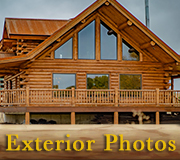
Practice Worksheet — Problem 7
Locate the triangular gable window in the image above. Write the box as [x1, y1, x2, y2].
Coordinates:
[55, 38, 73, 59]
[122, 39, 139, 61]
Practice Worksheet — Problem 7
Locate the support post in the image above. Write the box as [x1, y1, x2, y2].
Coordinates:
[171, 77, 174, 103]
[73, 33, 78, 60]
[95, 16, 100, 61]
[115, 88, 118, 107]
[156, 112, 160, 125]
[117, 34, 122, 61]
[114, 112, 119, 124]
[26, 86, 30, 106]
[72, 87, 75, 106]
[156, 88, 159, 105]
[25, 112, 30, 125]
[71, 112, 75, 125]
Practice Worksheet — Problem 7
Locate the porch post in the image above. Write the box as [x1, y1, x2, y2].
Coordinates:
[114, 112, 119, 124]
[156, 112, 160, 125]
[156, 88, 159, 105]
[26, 86, 30, 106]
[71, 112, 75, 124]
[171, 77, 174, 103]
[25, 112, 30, 125]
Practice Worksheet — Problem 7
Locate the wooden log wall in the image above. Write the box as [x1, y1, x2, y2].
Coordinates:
[17, 9, 173, 90]
[20, 59, 170, 90]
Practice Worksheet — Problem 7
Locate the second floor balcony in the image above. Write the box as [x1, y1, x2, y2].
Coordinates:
[0, 88, 180, 108]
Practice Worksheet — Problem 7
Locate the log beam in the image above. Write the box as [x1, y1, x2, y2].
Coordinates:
[96, 16, 101, 61]
[140, 41, 156, 50]
[118, 20, 133, 30]
[117, 34, 122, 61]
[105, 2, 110, 6]
[73, 33, 78, 60]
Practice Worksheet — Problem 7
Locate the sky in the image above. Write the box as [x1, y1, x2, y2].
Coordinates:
[0, 0, 179, 89]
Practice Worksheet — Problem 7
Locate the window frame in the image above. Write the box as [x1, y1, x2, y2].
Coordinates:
[86, 74, 109, 89]
[119, 74, 142, 90]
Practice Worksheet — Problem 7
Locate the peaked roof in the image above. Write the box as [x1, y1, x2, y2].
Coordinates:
[3, 18, 69, 38]
[0, 0, 180, 65]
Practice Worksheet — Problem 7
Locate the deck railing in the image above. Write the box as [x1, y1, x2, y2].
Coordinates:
[0, 89, 26, 105]
[0, 88, 180, 107]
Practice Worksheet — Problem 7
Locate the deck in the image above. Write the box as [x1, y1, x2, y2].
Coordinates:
[0, 88, 179, 109]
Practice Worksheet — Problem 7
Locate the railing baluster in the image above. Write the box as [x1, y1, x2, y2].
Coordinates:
[1, 89, 179, 107]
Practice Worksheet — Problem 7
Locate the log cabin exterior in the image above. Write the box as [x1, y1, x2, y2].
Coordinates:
[0, 0, 180, 124]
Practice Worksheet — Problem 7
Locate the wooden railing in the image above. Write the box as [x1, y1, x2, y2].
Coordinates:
[0, 88, 180, 107]
[118, 90, 157, 104]
[0, 89, 26, 105]
[159, 90, 180, 104]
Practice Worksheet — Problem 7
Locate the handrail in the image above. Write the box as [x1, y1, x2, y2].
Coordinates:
[0, 88, 179, 107]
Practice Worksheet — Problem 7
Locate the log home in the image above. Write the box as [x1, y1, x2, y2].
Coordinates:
[0, 0, 180, 124]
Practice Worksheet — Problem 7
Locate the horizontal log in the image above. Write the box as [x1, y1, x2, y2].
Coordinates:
[28, 85, 51, 88]
[29, 67, 165, 72]
[35, 59, 161, 64]
[27, 82, 51, 85]
[25, 72, 52, 75]
[20, 74, 51, 78]
[26, 69, 166, 74]
[33, 63, 163, 69]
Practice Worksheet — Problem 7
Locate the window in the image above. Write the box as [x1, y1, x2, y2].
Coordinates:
[53, 74, 76, 89]
[55, 38, 72, 59]
[78, 21, 95, 59]
[120, 74, 141, 89]
[101, 22, 117, 60]
[122, 39, 139, 61]
[87, 74, 109, 89]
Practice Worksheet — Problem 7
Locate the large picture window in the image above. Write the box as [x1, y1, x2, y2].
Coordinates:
[55, 38, 73, 59]
[120, 74, 141, 89]
[101, 22, 117, 60]
[122, 39, 139, 61]
[53, 74, 76, 89]
[87, 74, 109, 89]
[78, 21, 95, 59]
